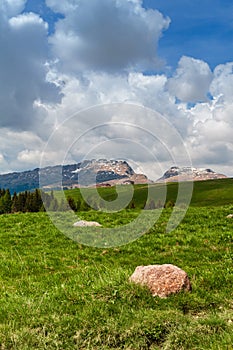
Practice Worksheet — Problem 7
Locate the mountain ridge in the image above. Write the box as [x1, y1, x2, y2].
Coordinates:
[0, 162, 229, 194]
[157, 166, 227, 182]
[0, 159, 150, 193]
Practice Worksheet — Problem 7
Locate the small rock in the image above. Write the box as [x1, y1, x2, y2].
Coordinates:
[73, 220, 102, 227]
[129, 264, 191, 298]
[226, 214, 233, 218]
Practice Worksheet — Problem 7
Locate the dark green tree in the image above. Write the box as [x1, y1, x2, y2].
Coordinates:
[67, 196, 77, 211]
[3, 189, 12, 213]
[11, 192, 20, 213]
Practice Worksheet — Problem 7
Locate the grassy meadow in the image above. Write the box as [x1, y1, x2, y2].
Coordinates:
[62, 178, 233, 209]
[0, 179, 233, 349]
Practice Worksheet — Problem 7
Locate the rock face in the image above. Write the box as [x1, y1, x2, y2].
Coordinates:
[129, 264, 192, 298]
[67, 159, 150, 187]
[157, 166, 227, 182]
[73, 220, 102, 227]
[0, 159, 151, 193]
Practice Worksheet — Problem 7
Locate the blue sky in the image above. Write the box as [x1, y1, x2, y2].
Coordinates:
[0, 0, 233, 177]
[143, 0, 233, 70]
[23, 0, 64, 34]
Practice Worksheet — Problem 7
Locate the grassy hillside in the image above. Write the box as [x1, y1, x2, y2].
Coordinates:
[0, 205, 232, 349]
[190, 178, 233, 206]
[61, 178, 233, 209]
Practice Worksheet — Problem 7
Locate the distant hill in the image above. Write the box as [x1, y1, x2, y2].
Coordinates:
[0, 159, 150, 193]
[157, 166, 228, 182]
[63, 177, 233, 209]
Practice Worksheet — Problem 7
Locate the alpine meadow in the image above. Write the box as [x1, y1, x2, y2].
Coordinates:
[0, 179, 233, 349]
[1, 0, 233, 349]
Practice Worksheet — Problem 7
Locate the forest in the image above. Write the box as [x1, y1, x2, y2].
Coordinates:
[0, 188, 62, 214]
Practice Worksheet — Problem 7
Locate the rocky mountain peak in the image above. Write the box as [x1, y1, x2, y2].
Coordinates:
[0, 159, 149, 193]
[65, 159, 148, 188]
[157, 166, 227, 182]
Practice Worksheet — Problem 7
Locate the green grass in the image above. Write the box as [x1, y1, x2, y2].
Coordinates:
[61, 178, 233, 210]
[0, 204, 232, 349]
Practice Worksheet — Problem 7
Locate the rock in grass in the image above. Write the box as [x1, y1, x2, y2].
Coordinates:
[73, 220, 102, 227]
[129, 264, 191, 298]
[226, 214, 233, 218]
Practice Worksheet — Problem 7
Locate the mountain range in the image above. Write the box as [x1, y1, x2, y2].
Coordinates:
[157, 166, 227, 182]
[0, 160, 228, 193]
[0, 159, 149, 193]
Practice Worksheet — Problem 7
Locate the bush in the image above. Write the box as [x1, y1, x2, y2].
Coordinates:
[165, 200, 175, 208]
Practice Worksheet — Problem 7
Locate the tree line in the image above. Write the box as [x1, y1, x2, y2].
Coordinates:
[0, 188, 175, 215]
[0, 188, 65, 214]
[0, 188, 107, 214]
[66, 196, 175, 212]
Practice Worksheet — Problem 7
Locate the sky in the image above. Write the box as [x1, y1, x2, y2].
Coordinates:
[0, 0, 233, 179]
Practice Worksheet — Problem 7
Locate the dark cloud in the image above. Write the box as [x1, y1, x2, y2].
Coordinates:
[0, 8, 61, 130]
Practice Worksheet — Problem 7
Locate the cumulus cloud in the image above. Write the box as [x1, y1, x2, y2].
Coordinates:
[38, 102, 192, 182]
[17, 149, 43, 164]
[210, 62, 233, 102]
[167, 56, 213, 103]
[0, 0, 233, 178]
[48, 0, 170, 73]
[43, 68, 191, 150]
[46, 0, 79, 14]
[1, 0, 27, 17]
[182, 63, 233, 176]
[0, 4, 61, 131]
[0, 128, 44, 173]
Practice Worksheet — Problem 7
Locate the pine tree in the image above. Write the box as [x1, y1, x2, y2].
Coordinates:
[67, 196, 77, 211]
[11, 192, 19, 213]
[3, 189, 12, 213]
[18, 193, 26, 212]
[31, 189, 43, 212]
[25, 192, 33, 212]
[0, 189, 6, 198]
[76, 197, 82, 211]
[0, 197, 4, 214]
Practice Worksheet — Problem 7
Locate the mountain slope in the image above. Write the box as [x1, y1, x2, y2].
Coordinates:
[0, 159, 149, 193]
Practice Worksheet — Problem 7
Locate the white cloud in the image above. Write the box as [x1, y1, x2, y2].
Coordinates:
[17, 149, 44, 164]
[182, 73, 233, 176]
[167, 56, 213, 103]
[1, 0, 26, 17]
[46, 0, 80, 14]
[210, 62, 233, 103]
[0, 6, 61, 131]
[44, 68, 191, 150]
[48, 0, 170, 73]
[9, 12, 48, 29]
[0, 0, 233, 178]
[0, 129, 44, 172]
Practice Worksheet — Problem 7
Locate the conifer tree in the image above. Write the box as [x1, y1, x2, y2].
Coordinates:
[11, 192, 19, 213]
[67, 196, 77, 211]
[3, 189, 12, 213]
